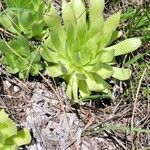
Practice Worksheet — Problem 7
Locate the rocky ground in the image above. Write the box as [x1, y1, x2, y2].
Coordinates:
[0, 0, 150, 150]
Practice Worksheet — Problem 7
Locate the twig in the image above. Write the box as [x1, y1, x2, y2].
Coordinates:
[130, 68, 147, 149]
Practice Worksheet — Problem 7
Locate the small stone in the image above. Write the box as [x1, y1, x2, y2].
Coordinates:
[5, 80, 12, 88]
[14, 86, 20, 92]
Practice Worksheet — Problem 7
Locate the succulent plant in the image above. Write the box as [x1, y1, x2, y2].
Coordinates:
[0, 109, 31, 150]
[40, 0, 141, 102]
[0, 35, 42, 79]
[0, 0, 51, 39]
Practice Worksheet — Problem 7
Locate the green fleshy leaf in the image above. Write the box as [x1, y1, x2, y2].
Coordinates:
[0, 40, 10, 53]
[4, 54, 18, 69]
[89, 0, 104, 21]
[112, 67, 131, 80]
[18, 72, 25, 79]
[86, 73, 111, 92]
[0, 15, 17, 33]
[72, 75, 79, 102]
[107, 30, 122, 46]
[66, 76, 73, 99]
[46, 65, 63, 77]
[79, 80, 90, 97]
[18, 11, 33, 29]
[73, 52, 81, 66]
[84, 33, 101, 54]
[17, 36, 30, 57]
[114, 38, 141, 56]
[31, 20, 44, 37]
[87, 17, 104, 40]
[51, 30, 62, 51]
[66, 22, 76, 51]
[4, 0, 15, 7]
[40, 47, 58, 63]
[30, 63, 42, 76]
[93, 64, 113, 79]
[0, 110, 17, 139]
[76, 73, 87, 80]
[99, 49, 115, 63]
[11, 128, 31, 146]
[72, 0, 86, 44]
[62, 0, 76, 27]
[100, 12, 121, 48]
[44, 3, 61, 28]
[2, 144, 17, 150]
[7, 66, 19, 74]
[30, 51, 41, 63]
[105, 38, 141, 56]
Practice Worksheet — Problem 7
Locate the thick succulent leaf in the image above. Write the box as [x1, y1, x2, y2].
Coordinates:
[40, 47, 58, 63]
[30, 51, 41, 63]
[59, 63, 68, 74]
[17, 36, 30, 57]
[76, 73, 87, 80]
[72, 0, 86, 44]
[79, 80, 90, 98]
[93, 64, 113, 79]
[0, 110, 17, 139]
[4, 0, 16, 7]
[12, 128, 31, 146]
[31, 20, 44, 37]
[72, 52, 81, 66]
[17, 35, 30, 51]
[84, 33, 101, 59]
[0, 56, 8, 65]
[0, 15, 17, 33]
[89, 0, 104, 21]
[86, 73, 111, 91]
[66, 75, 74, 99]
[66, 22, 76, 51]
[51, 30, 62, 51]
[62, 0, 77, 50]
[2, 145, 17, 150]
[44, 4, 66, 53]
[31, 0, 42, 11]
[103, 12, 121, 34]
[30, 63, 42, 76]
[46, 65, 63, 77]
[87, 17, 104, 40]
[41, 35, 57, 51]
[9, 40, 20, 54]
[0, 131, 5, 147]
[79, 51, 91, 65]
[72, 75, 79, 102]
[100, 12, 121, 48]
[62, 0, 76, 28]
[7, 66, 19, 74]
[99, 49, 115, 63]
[107, 30, 122, 46]
[108, 38, 142, 56]
[18, 11, 33, 29]
[112, 67, 131, 80]
[0, 40, 10, 53]
[4, 54, 17, 68]
[5, 0, 30, 8]
[44, 3, 61, 28]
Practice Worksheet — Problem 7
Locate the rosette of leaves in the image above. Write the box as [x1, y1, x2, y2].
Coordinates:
[41, 0, 141, 102]
[0, 109, 31, 149]
[0, 0, 51, 39]
[0, 35, 42, 79]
